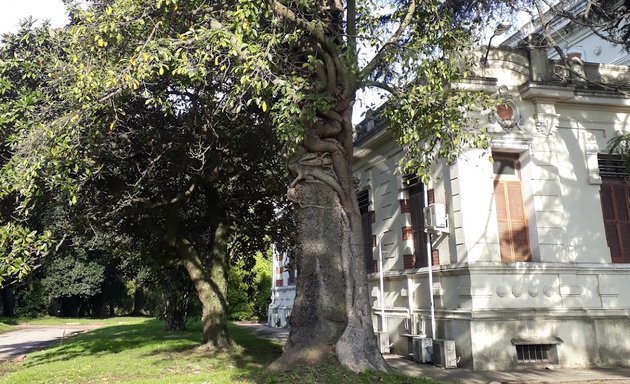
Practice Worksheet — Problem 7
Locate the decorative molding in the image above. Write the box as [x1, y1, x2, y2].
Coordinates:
[560, 285, 584, 296]
[582, 130, 602, 185]
[512, 285, 524, 297]
[543, 285, 555, 297]
[535, 112, 560, 136]
[488, 86, 524, 132]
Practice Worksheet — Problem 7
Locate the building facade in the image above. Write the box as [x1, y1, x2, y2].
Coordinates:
[354, 47, 630, 370]
[267, 246, 296, 328]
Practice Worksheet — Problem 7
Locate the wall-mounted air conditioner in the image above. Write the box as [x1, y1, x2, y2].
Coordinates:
[423, 203, 448, 232]
[433, 339, 457, 368]
[412, 337, 433, 363]
[376, 331, 390, 354]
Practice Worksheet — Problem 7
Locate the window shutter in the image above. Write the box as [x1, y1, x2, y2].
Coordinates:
[495, 180, 531, 262]
[600, 180, 630, 263]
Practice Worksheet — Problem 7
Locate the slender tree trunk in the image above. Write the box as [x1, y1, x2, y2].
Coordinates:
[131, 286, 147, 316]
[163, 290, 189, 331]
[177, 223, 231, 349]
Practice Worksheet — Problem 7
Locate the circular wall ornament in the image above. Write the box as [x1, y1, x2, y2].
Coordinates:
[496, 286, 507, 297]
[528, 286, 539, 297]
[543, 285, 555, 297]
[488, 86, 523, 132]
[512, 286, 523, 297]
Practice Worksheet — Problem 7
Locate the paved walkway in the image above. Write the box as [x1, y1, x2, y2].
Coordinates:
[386, 355, 630, 383]
[236, 322, 630, 383]
[0, 324, 100, 361]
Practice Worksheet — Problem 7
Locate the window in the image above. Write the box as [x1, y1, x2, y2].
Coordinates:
[358, 190, 374, 272]
[405, 176, 430, 268]
[599, 154, 630, 263]
[287, 269, 296, 285]
[493, 153, 531, 262]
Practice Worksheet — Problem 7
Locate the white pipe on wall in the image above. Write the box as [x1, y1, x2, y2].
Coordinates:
[424, 186, 437, 340]
[378, 234, 386, 333]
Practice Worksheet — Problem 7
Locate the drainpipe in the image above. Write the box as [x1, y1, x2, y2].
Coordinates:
[407, 276, 414, 334]
[424, 187, 436, 340]
[378, 234, 386, 334]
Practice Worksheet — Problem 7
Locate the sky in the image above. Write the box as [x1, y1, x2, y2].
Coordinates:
[0, 0, 68, 35]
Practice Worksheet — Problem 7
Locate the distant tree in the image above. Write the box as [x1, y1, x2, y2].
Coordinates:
[41, 252, 105, 317]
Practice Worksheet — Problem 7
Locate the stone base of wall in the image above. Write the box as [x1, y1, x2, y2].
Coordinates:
[439, 310, 630, 370]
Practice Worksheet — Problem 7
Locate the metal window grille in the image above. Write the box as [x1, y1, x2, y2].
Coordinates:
[516, 344, 553, 363]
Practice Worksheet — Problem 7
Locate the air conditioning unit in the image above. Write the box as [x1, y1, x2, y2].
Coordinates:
[433, 339, 457, 368]
[375, 331, 390, 354]
[423, 203, 448, 232]
[412, 337, 433, 363]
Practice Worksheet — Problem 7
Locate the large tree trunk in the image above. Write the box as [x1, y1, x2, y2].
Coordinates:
[271, 180, 347, 367]
[271, 112, 388, 372]
[177, 223, 231, 349]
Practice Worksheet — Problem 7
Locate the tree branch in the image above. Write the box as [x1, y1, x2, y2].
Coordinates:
[269, 0, 340, 58]
[359, 0, 416, 81]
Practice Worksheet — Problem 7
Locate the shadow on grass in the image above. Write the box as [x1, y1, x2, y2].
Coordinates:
[17, 319, 437, 383]
[23, 319, 283, 377]
[23, 319, 201, 367]
[142, 321, 284, 379]
[0, 317, 19, 326]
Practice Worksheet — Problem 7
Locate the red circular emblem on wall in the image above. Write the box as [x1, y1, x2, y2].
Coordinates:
[496, 103, 514, 121]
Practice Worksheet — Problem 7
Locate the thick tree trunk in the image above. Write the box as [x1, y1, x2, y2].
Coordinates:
[177, 224, 231, 349]
[271, 114, 388, 372]
[270, 180, 347, 369]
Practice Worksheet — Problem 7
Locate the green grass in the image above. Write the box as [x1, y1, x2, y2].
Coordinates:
[0, 315, 147, 327]
[0, 319, 438, 384]
[0, 316, 148, 335]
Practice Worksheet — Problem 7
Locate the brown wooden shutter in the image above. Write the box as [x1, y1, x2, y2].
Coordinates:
[600, 180, 630, 263]
[408, 183, 429, 268]
[494, 180, 531, 262]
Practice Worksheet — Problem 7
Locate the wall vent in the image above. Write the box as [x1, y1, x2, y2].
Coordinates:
[515, 344, 558, 364]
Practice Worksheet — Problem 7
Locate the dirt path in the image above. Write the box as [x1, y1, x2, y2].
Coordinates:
[0, 324, 101, 361]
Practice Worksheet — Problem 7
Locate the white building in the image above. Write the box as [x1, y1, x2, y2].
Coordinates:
[267, 246, 296, 328]
[502, 1, 630, 65]
[354, 46, 630, 370]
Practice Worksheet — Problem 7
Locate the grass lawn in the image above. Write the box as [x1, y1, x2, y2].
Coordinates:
[0, 316, 146, 327]
[0, 318, 438, 384]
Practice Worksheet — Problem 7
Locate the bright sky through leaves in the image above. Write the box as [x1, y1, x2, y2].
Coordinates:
[0, 0, 67, 35]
